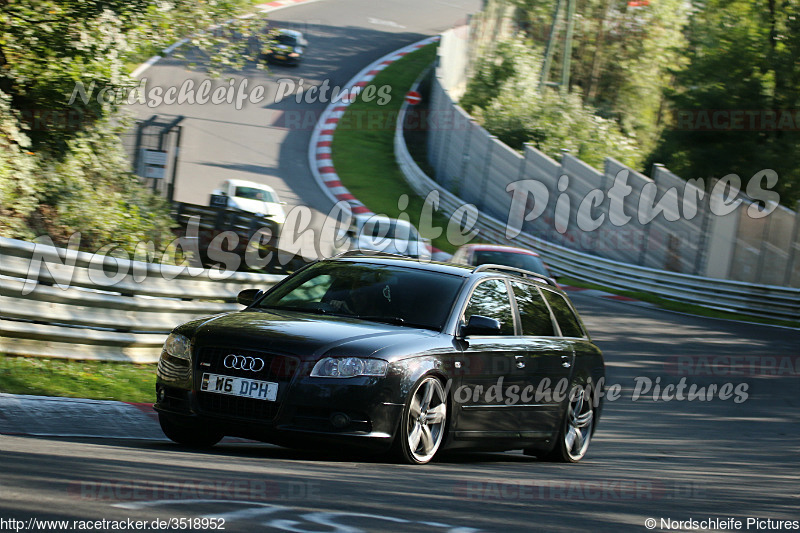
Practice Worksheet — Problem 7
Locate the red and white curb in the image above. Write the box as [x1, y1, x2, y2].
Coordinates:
[131, 0, 328, 78]
[308, 36, 440, 215]
[0, 393, 165, 440]
[0, 394, 259, 442]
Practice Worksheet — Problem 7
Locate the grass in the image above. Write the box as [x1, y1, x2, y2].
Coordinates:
[560, 276, 800, 328]
[0, 356, 156, 403]
[331, 43, 460, 254]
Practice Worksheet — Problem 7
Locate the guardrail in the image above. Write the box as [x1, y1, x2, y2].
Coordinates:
[0, 237, 285, 362]
[394, 79, 800, 323]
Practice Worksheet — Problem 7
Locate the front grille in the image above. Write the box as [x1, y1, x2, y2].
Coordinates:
[197, 393, 280, 421]
[194, 346, 299, 421]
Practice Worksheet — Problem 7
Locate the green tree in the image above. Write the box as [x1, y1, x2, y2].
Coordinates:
[0, 0, 266, 250]
[512, 0, 688, 154]
[0, 90, 38, 238]
[464, 36, 642, 169]
[651, 0, 800, 206]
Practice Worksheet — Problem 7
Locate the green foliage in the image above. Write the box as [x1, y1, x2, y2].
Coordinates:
[0, 355, 156, 403]
[0, 0, 266, 251]
[650, 0, 800, 206]
[0, 90, 38, 238]
[511, 0, 689, 154]
[460, 43, 518, 114]
[35, 117, 176, 250]
[463, 36, 642, 169]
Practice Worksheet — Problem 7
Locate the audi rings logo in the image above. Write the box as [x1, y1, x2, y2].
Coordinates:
[224, 354, 265, 372]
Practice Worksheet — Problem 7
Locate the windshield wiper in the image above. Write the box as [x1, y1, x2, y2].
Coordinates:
[355, 316, 437, 331]
[258, 305, 328, 315]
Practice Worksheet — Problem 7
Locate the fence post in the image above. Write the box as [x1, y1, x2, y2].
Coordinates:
[478, 136, 496, 211]
[168, 124, 182, 204]
[783, 200, 800, 287]
[454, 119, 475, 196]
[754, 204, 774, 284]
[693, 178, 713, 276]
[433, 81, 452, 187]
[549, 149, 571, 245]
[590, 158, 613, 255]
[638, 163, 663, 266]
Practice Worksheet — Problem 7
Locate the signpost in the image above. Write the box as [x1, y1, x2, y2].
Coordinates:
[139, 148, 168, 180]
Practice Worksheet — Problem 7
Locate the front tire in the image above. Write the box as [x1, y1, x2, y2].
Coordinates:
[544, 385, 595, 462]
[159, 414, 223, 448]
[395, 375, 448, 464]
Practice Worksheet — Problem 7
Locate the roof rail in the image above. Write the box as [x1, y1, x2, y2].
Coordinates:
[333, 249, 410, 260]
[472, 264, 558, 287]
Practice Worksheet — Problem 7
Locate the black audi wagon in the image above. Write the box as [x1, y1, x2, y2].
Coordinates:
[155, 253, 604, 464]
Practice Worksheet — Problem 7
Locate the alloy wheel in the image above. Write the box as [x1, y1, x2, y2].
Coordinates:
[405, 377, 447, 464]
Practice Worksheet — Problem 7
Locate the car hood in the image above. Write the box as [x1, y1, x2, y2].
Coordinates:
[230, 198, 285, 222]
[191, 310, 437, 361]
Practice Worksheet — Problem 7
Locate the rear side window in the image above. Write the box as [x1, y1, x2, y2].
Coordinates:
[511, 282, 555, 336]
[542, 290, 585, 338]
[463, 279, 515, 335]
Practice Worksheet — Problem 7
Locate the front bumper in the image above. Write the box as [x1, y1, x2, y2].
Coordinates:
[266, 52, 301, 64]
[155, 366, 405, 452]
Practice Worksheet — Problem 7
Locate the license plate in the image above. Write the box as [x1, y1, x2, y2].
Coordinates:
[274, 54, 286, 60]
[201, 373, 278, 402]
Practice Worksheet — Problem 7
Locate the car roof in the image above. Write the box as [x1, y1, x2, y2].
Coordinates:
[461, 243, 540, 257]
[353, 214, 413, 226]
[276, 29, 303, 38]
[225, 179, 277, 193]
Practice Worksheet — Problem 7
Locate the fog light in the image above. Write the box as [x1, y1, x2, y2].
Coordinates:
[157, 386, 166, 402]
[330, 412, 350, 429]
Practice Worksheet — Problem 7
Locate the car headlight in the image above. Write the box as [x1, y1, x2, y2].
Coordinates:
[310, 357, 388, 378]
[163, 333, 192, 361]
[270, 211, 286, 225]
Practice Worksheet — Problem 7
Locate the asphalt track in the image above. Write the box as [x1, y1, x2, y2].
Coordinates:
[1, 291, 798, 532]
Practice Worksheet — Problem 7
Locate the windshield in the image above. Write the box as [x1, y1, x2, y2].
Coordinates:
[234, 186, 276, 202]
[473, 250, 551, 278]
[254, 262, 464, 330]
[275, 34, 298, 46]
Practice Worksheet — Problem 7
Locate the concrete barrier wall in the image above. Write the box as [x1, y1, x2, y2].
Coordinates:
[427, 26, 800, 288]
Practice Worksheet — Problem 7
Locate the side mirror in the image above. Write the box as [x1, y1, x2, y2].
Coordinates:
[237, 289, 264, 307]
[460, 315, 502, 337]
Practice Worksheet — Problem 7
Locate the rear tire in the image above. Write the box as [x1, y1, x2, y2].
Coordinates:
[158, 414, 223, 448]
[393, 375, 448, 464]
[544, 385, 595, 463]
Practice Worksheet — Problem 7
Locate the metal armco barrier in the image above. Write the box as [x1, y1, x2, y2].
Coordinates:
[0, 237, 284, 362]
[394, 83, 800, 323]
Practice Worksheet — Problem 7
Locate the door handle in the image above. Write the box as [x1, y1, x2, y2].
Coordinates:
[561, 355, 571, 368]
[515, 355, 525, 369]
